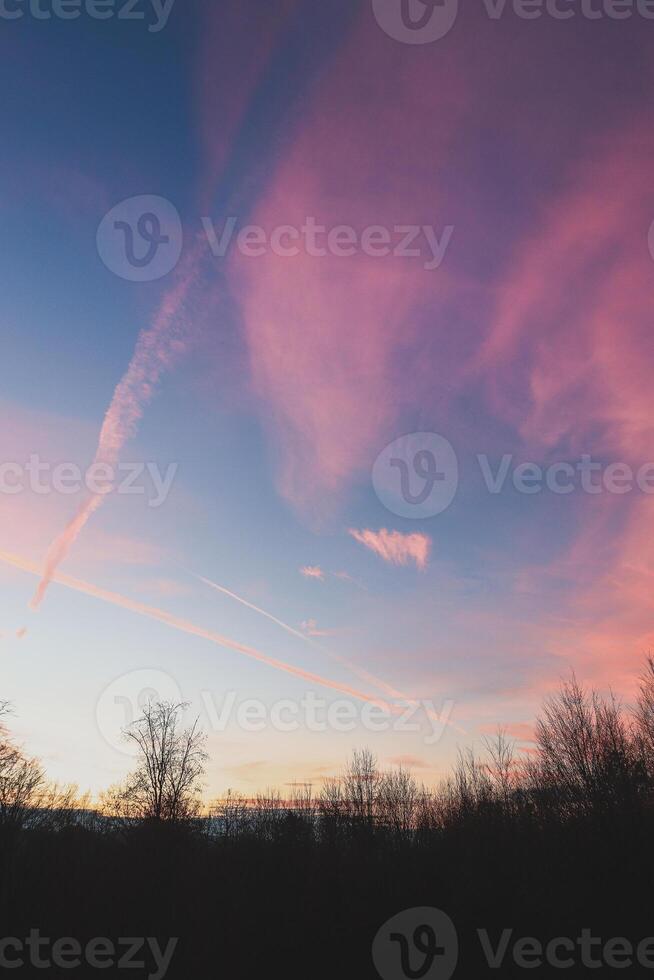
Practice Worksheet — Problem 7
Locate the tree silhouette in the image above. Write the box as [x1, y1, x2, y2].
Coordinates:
[108, 700, 207, 824]
[0, 701, 46, 831]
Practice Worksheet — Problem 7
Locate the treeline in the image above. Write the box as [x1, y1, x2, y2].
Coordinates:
[2, 662, 654, 977]
[5, 659, 654, 837]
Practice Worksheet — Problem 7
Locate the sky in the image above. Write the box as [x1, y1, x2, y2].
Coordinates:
[1, 0, 654, 799]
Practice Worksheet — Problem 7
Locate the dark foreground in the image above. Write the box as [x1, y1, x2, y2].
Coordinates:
[3, 669, 654, 979]
[2, 803, 653, 979]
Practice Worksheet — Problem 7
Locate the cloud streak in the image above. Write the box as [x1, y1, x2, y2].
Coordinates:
[30, 249, 201, 610]
[349, 528, 431, 571]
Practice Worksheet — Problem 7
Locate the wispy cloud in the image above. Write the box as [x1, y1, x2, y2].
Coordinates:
[332, 570, 368, 592]
[30, 248, 202, 610]
[300, 619, 340, 638]
[230, 14, 464, 516]
[474, 121, 654, 691]
[349, 528, 431, 571]
[300, 565, 324, 581]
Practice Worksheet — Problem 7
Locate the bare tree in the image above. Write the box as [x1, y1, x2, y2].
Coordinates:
[115, 701, 207, 823]
[377, 766, 420, 835]
[0, 702, 47, 831]
[318, 776, 346, 837]
[634, 655, 654, 773]
[444, 748, 494, 824]
[483, 729, 517, 810]
[343, 748, 380, 827]
[534, 674, 642, 816]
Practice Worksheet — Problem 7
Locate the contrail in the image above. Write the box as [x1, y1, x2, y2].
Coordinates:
[2, 549, 406, 712]
[30, 248, 202, 611]
[190, 568, 407, 698]
[188, 569, 458, 728]
[190, 570, 311, 645]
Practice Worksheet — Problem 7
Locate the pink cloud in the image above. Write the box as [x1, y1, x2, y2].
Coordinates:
[349, 528, 431, 571]
[472, 119, 654, 694]
[479, 123, 654, 462]
[300, 566, 324, 581]
[228, 14, 467, 514]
